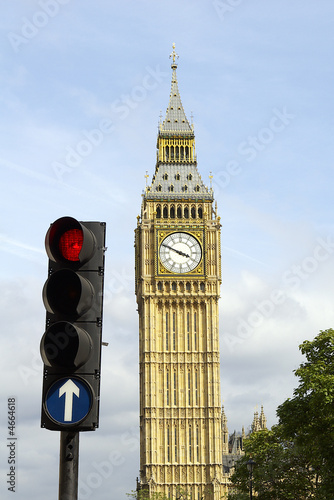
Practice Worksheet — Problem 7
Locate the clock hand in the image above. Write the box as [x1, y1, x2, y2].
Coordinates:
[162, 243, 190, 258]
[177, 250, 190, 258]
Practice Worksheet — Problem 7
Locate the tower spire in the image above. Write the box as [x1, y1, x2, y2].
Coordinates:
[144, 45, 212, 201]
[160, 44, 192, 134]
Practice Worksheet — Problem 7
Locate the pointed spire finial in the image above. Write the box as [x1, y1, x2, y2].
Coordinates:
[169, 42, 179, 69]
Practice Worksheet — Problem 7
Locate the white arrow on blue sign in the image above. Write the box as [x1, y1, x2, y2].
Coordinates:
[45, 377, 92, 425]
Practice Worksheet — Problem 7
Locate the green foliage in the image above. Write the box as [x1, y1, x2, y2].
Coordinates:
[127, 490, 168, 500]
[230, 427, 315, 499]
[231, 329, 334, 499]
[277, 328, 334, 499]
[127, 485, 211, 500]
[126, 486, 193, 500]
[174, 486, 191, 499]
[227, 491, 249, 500]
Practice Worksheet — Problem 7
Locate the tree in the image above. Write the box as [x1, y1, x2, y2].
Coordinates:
[231, 329, 334, 499]
[230, 427, 315, 499]
[277, 328, 334, 499]
[227, 491, 249, 500]
[127, 485, 211, 499]
[127, 490, 168, 500]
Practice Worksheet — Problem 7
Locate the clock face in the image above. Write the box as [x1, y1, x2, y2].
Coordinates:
[159, 232, 202, 274]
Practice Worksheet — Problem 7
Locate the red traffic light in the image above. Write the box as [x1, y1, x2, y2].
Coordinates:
[45, 217, 96, 265]
[59, 229, 83, 262]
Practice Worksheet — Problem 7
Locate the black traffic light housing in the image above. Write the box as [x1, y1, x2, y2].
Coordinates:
[41, 217, 106, 431]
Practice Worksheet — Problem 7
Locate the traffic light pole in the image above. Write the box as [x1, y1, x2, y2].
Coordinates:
[59, 431, 79, 500]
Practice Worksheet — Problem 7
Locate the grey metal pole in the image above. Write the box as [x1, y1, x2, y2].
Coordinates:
[58, 431, 79, 500]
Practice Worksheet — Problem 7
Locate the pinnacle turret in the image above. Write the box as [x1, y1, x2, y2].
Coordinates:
[221, 406, 229, 454]
[259, 405, 267, 429]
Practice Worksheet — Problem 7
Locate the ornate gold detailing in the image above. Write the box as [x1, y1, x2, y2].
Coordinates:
[169, 42, 179, 67]
[156, 229, 204, 276]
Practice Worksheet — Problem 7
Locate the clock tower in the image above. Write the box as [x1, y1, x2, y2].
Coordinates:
[135, 45, 226, 499]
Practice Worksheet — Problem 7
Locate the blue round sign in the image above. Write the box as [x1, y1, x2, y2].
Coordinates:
[45, 377, 92, 425]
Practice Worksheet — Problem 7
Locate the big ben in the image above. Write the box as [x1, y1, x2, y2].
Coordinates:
[135, 45, 226, 499]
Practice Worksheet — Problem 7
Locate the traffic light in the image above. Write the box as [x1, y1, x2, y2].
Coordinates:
[40, 217, 106, 431]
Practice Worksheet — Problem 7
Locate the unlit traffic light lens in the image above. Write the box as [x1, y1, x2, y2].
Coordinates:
[43, 269, 94, 317]
[41, 322, 92, 369]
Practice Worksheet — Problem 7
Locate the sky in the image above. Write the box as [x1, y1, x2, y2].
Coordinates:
[1, 1, 334, 499]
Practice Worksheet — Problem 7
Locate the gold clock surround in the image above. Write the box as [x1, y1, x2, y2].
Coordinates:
[156, 229, 204, 276]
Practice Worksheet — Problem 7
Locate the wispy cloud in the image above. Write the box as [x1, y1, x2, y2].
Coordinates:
[222, 245, 268, 267]
[0, 158, 60, 186]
